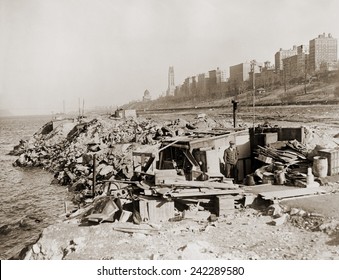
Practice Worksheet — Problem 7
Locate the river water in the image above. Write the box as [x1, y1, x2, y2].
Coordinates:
[0, 115, 67, 259]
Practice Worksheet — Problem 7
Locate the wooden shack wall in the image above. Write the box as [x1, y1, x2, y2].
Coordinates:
[249, 127, 305, 151]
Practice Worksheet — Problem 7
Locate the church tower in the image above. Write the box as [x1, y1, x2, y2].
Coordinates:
[166, 66, 175, 96]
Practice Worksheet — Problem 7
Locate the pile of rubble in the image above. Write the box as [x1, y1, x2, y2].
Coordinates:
[11, 115, 242, 225]
[12, 114, 339, 231]
[11, 116, 190, 183]
[11, 115, 231, 170]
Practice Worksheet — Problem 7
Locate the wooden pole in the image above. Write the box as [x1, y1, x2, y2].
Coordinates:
[232, 100, 238, 128]
[251, 60, 256, 129]
[92, 154, 96, 197]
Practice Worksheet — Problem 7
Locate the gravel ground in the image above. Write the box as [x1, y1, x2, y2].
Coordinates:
[23, 206, 339, 260]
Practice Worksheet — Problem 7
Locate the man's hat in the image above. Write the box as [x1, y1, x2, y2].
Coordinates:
[229, 140, 235, 145]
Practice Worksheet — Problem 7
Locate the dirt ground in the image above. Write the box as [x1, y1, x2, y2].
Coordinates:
[22, 104, 339, 260]
[23, 205, 339, 260]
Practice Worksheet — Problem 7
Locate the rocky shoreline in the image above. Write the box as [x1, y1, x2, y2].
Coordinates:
[10, 113, 339, 260]
[9, 113, 235, 259]
[11, 114, 232, 186]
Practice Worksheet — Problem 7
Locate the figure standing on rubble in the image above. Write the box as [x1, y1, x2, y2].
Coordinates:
[224, 140, 239, 181]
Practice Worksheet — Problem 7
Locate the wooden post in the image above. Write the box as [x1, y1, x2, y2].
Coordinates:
[92, 154, 96, 197]
[232, 100, 238, 128]
[251, 60, 256, 128]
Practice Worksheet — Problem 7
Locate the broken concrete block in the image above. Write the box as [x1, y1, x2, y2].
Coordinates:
[267, 203, 283, 218]
[75, 164, 89, 173]
[244, 194, 256, 207]
[272, 214, 288, 226]
[17, 154, 27, 166]
[298, 210, 308, 217]
[183, 210, 210, 221]
[32, 244, 41, 254]
[99, 165, 114, 176]
[290, 208, 300, 216]
[82, 154, 93, 165]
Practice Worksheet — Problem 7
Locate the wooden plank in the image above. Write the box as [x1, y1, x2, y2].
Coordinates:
[259, 187, 327, 200]
[162, 179, 238, 189]
[164, 189, 242, 198]
[139, 199, 149, 222]
[112, 224, 160, 235]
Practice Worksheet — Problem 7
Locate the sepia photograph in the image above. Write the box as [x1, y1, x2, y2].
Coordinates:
[1, 0, 339, 274]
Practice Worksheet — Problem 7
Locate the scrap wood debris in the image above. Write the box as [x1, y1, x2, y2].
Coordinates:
[255, 141, 308, 165]
[11, 115, 242, 224]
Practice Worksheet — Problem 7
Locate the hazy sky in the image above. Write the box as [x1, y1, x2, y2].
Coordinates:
[0, 0, 338, 115]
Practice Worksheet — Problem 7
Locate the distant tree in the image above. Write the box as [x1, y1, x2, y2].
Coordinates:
[334, 86, 339, 98]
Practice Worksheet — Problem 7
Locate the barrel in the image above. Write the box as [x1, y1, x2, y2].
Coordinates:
[245, 175, 255, 186]
[274, 170, 286, 185]
[313, 156, 328, 177]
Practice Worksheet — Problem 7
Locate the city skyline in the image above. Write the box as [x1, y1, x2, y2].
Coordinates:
[1, 0, 338, 115]
[155, 32, 337, 101]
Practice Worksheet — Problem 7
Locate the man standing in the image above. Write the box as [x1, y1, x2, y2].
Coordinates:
[224, 140, 239, 181]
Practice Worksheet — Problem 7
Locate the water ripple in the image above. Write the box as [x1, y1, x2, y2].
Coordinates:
[0, 116, 67, 259]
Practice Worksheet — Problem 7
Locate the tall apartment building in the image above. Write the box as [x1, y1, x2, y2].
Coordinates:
[189, 76, 198, 96]
[183, 77, 191, 96]
[229, 62, 261, 84]
[166, 66, 175, 96]
[309, 33, 337, 73]
[220, 69, 229, 82]
[282, 44, 309, 83]
[283, 53, 309, 83]
[174, 85, 182, 97]
[197, 73, 208, 96]
[297, 45, 309, 55]
[229, 62, 252, 83]
[253, 61, 279, 89]
[208, 68, 222, 86]
[275, 45, 298, 72]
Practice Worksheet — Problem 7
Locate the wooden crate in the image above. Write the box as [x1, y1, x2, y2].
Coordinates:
[139, 197, 175, 222]
[318, 149, 339, 176]
[213, 195, 235, 216]
[264, 132, 278, 146]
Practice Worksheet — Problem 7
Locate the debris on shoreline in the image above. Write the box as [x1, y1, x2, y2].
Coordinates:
[10, 115, 244, 223]
[9, 113, 339, 260]
[10, 115, 339, 216]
